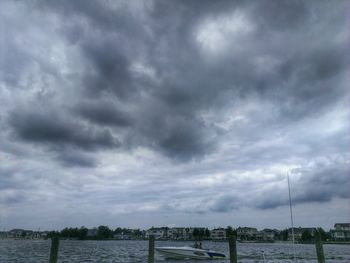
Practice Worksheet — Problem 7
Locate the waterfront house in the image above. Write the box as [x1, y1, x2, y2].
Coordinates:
[167, 227, 185, 240]
[260, 229, 276, 241]
[330, 223, 350, 241]
[237, 227, 258, 241]
[146, 227, 167, 239]
[183, 227, 194, 240]
[287, 227, 316, 241]
[210, 228, 226, 240]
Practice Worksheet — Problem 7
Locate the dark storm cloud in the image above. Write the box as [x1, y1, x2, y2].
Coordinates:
[56, 150, 97, 168]
[210, 194, 240, 212]
[255, 161, 350, 210]
[74, 101, 132, 127]
[22, 0, 346, 161]
[250, 0, 309, 31]
[0, 0, 349, 229]
[8, 110, 120, 151]
[80, 39, 133, 98]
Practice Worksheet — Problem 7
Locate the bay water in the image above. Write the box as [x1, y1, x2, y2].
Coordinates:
[1, 239, 349, 263]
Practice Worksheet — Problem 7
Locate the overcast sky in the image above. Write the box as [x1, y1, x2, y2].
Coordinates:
[0, 0, 349, 231]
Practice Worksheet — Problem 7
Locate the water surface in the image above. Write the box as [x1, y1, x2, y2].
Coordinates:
[1, 239, 349, 263]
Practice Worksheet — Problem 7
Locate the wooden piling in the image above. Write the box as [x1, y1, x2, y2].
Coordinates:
[49, 236, 59, 263]
[148, 235, 155, 263]
[315, 230, 325, 263]
[228, 235, 237, 263]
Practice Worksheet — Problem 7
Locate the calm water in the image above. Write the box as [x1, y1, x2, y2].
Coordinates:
[0, 239, 349, 263]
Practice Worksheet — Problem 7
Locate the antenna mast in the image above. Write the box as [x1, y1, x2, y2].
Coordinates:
[288, 172, 297, 262]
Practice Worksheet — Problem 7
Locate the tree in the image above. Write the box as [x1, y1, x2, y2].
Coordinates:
[316, 228, 329, 241]
[226, 226, 236, 237]
[280, 229, 288, 241]
[78, 227, 88, 239]
[205, 228, 210, 239]
[97, 225, 113, 239]
[193, 228, 199, 240]
[301, 230, 312, 242]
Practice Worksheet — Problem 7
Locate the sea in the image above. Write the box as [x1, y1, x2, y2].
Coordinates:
[1, 239, 349, 263]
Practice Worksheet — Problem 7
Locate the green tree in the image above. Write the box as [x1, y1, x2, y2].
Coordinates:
[78, 227, 88, 239]
[301, 230, 312, 242]
[205, 228, 210, 239]
[280, 229, 288, 241]
[193, 228, 199, 240]
[316, 228, 328, 241]
[226, 226, 236, 237]
[97, 225, 113, 239]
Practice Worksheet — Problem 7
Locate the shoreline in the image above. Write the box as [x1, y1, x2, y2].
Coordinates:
[1, 238, 349, 245]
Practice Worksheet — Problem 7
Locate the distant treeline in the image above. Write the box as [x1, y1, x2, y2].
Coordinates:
[47, 226, 143, 240]
[46, 225, 330, 242]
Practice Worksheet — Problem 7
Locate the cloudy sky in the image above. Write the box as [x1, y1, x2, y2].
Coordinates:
[0, 0, 349, 231]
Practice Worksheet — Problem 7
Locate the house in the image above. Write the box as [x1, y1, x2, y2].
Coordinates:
[331, 223, 350, 241]
[237, 227, 258, 241]
[260, 229, 276, 241]
[167, 227, 185, 240]
[211, 228, 226, 240]
[146, 227, 167, 239]
[334, 223, 350, 231]
[8, 229, 26, 238]
[183, 228, 195, 240]
[287, 227, 316, 241]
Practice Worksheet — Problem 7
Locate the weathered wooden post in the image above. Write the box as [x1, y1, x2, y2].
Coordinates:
[49, 236, 59, 263]
[228, 234, 237, 263]
[315, 230, 325, 263]
[148, 235, 155, 263]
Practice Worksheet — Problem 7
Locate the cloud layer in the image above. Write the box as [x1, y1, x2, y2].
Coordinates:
[0, 0, 349, 229]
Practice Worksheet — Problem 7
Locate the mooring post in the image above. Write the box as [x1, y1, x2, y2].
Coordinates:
[228, 234, 237, 263]
[315, 230, 325, 263]
[49, 236, 59, 263]
[148, 235, 155, 263]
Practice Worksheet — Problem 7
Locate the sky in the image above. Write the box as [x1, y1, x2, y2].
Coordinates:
[0, 0, 349, 231]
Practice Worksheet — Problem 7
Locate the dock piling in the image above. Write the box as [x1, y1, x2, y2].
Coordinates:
[49, 236, 59, 263]
[315, 230, 325, 263]
[148, 235, 155, 263]
[228, 235, 237, 263]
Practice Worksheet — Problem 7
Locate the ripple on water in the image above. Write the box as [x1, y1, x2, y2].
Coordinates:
[1, 240, 349, 263]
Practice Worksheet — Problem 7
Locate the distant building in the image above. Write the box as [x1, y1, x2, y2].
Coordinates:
[287, 227, 316, 241]
[211, 228, 226, 240]
[237, 227, 258, 241]
[146, 227, 167, 239]
[183, 228, 195, 240]
[260, 229, 277, 241]
[167, 227, 185, 240]
[330, 223, 350, 241]
[334, 223, 350, 231]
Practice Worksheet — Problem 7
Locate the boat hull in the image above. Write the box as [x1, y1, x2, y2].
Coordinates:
[155, 246, 226, 260]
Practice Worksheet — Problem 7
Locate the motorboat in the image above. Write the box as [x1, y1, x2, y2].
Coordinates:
[155, 246, 226, 260]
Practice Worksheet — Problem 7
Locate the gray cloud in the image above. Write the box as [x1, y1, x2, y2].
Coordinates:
[255, 161, 350, 210]
[8, 109, 120, 151]
[56, 150, 97, 168]
[0, 0, 348, 229]
[210, 195, 241, 213]
[74, 100, 132, 127]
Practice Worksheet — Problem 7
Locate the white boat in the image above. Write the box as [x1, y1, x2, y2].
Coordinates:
[155, 246, 226, 260]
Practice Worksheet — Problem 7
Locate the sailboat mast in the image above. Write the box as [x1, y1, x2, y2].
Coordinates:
[288, 173, 297, 262]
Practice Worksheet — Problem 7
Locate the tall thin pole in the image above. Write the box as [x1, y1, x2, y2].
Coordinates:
[287, 173, 297, 263]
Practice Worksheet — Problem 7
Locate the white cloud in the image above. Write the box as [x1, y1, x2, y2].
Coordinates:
[195, 10, 255, 55]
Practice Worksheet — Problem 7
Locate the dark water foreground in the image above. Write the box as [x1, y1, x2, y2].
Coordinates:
[1, 239, 349, 263]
